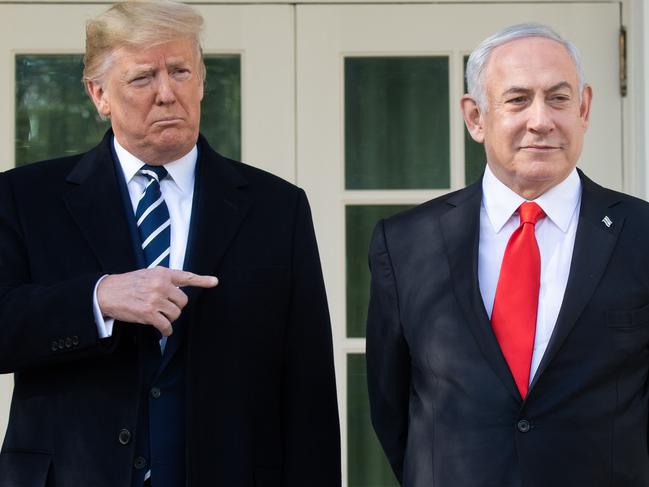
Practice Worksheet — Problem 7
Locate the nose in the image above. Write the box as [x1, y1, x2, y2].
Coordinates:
[155, 72, 176, 106]
[527, 98, 554, 134]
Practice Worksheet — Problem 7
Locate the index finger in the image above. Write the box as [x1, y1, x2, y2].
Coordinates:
[170, 270, 219, 288]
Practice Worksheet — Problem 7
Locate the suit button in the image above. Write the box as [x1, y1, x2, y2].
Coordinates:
[51, 341, 58, 351]
[72, 336, 79, 346]
[118, 428, 132, 445]
[517, 419, 531, 433]
[134, 457, 147, 470]
[64, 337, 72, 348]
[150, 387, 161, 399]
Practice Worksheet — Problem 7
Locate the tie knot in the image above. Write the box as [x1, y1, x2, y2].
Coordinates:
[140, 164, 168, 182]
[518, 201, 545, 225]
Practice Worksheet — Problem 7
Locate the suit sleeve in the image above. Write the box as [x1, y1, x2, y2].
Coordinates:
[366, 219, 411, 484]
[281, 189, 341, 486]
[0, 172, 115, 373]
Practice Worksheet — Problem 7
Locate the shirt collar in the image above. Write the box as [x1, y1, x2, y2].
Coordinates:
[112, 136, 197, 194]
[482, 164, 582, 233]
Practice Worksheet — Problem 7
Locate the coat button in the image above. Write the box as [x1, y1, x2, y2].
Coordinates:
[150, 387, 161, 399]
[517, 419, 531, 433]
[134, 457, 147, 470]
[72, 336, 79, 346]
[118, 428, 132, 445]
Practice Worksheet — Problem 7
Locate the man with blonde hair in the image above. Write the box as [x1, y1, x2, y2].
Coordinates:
[0, 2, 340, 486]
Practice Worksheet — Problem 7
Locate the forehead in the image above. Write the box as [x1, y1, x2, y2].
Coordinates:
[484, 37, 578, 92]
[111, 37, 198, 70]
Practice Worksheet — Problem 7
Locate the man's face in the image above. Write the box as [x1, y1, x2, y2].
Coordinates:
[87, 38, 204, 165]
[462, 37, 592, 198]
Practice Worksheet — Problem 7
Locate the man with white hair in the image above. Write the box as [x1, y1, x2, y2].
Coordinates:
[0, 2, 340, 486]
[367, 23, 649, 487]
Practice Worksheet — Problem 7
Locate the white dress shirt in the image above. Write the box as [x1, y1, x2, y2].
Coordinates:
[478, 165, 581, 383]
[93, 137, 197, 338]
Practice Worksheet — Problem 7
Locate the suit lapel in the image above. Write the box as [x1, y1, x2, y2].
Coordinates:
[62, 132, 137, 274]
[440, 181, 521, 402]
[529, 171, 623, 391]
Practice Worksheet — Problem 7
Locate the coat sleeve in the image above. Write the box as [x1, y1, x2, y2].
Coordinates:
[366, 219, 411, 483]
[0, 172, 116, 373]
[281, 189, 341, 486]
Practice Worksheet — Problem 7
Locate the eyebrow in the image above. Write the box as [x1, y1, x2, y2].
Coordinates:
[501, 81, 574, 97]
[126, 66, 155, 77]
[165, 58, 192, 69]
[124, 60, 192, 80]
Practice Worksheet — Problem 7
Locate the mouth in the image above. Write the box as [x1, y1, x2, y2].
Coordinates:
[519, 145, 561, 152]
[153, 117, 183, 126]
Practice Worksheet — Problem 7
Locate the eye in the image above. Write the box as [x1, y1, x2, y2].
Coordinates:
[129, 75, 151, 86]
[506, 96, 527, 105]
[172, 68, 191, 79]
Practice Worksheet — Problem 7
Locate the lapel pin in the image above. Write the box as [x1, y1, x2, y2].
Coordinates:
[602, 216, 613, 228]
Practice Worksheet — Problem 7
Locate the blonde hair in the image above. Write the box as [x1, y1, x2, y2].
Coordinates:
[83, 0, 205, 85]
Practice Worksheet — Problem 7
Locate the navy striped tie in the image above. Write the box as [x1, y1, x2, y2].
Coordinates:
[136, 165, 171, 269]
[136, 165, 170, 484]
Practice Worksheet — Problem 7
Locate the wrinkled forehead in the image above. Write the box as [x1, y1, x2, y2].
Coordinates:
[109, 37, 201, 70]
[483, 37, 580, 92]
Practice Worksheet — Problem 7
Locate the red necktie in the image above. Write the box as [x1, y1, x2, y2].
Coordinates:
[491, 202, 545, 399]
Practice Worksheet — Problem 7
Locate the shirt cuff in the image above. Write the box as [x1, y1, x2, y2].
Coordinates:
[93, 275, 115, 338]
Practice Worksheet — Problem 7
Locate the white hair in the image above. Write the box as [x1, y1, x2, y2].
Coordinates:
[466, 23, 585, 111]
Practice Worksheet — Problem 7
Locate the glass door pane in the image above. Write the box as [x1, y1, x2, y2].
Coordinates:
[346, 205, 412, 338]
[15, 54, 109, 166]
[348, 354, 398, 487]
[345, 56, 450, 190]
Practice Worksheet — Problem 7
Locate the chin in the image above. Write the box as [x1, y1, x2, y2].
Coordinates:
[520, 158, 572, 177]
[520, 169, 574, 192]
[156, 130, 194, 149]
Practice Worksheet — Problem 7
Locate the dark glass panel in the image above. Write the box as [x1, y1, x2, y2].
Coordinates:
[348, 353, 399, 487]
[345, 57, 450, 190]
[346, 205, 412, 338]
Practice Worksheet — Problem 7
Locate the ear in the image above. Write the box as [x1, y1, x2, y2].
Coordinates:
[579, 84, 593, 129]
[461, 94, 485, 143]
[86, 80, 111, 118]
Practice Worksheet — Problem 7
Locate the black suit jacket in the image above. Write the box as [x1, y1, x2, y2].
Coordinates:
[0, 131, 341, 487]
[367, 171, 649, 487]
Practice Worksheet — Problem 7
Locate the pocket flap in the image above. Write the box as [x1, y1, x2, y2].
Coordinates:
[606, 303, 649, 328]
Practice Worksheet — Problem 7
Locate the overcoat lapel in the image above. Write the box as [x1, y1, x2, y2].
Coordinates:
[440, 181, 521, 402]
[62, 132, 137, 274]
[159, 136, 252, 369]
[529, 171, 623, 391]
[182, 136, 252, 297]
